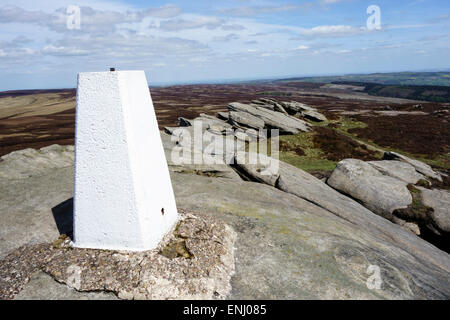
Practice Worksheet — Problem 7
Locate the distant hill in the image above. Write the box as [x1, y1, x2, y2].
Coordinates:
[277, 71, 450, 87]
[331, 81, 450, 103]
[274, 72, 450, 102]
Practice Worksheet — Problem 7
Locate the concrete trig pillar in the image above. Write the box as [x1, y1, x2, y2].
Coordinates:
[73, 70, 178, 251]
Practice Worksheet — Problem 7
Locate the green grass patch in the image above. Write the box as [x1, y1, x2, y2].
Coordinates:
[273, 131, 337, 172]
[279, 152, 337, 172]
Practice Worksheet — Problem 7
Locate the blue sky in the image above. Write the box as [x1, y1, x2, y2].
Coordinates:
[0, 0, 449, 90]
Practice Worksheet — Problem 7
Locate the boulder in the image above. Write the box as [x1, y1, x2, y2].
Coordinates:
[392, 216, 421, 235]
[419, 188, 450, 234]
[164, 127, 180, 135]
[217, 112, 229, 120]
[258, 98, 277, 104]
[327, 159, 412, 219]
[233, 152, 280, 186]
[233, 128, 266, 142]
[383, 152, 442, 182]
[281, 101, 317, 115]
[229, 111, 265, 130]
[228, 102, 310, 134]
[0, 145, 74, 180]
[233, 130, 251, 142]
[301, 109, 327, 122]
[368, 160, 426, 184]
[194, 116, 232, 130]
[251, 99, 268, 106]
[255, 104, 275, 111]
[273, 102, 289, 115]
[163, 130, 241, 180]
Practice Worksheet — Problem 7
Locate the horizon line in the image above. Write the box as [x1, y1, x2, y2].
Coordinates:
[1, 68, 449, 93]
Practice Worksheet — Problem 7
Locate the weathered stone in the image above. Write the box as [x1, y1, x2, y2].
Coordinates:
[384, 152, 442, 182]
[327, 159, 412, 219]
[164, 127, 181, 135]
[368, 160, 426, 184]
[419, 188, 450, 234]
[160, 131, 242, 180]
[251, 99, 268, 106]
[253, 103, 275, 111]
[228, 102, 310, 134]
[234, 130, 251, 142]
[392, 216, 421, 235]
[233, 152, 280, 186]
[0, 145, 74, 180]
[301, 109, 327, 122]
[217, 112, 230, 120]
[281, 101, 317, 114]
[229, 110, 265, 130]
[273, 102, 288, 115]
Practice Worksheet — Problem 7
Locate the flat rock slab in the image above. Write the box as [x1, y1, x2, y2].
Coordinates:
[228, 102, 310, 134]
[384, 152, 442, 182]
[0, 211, 236, 300]
[368, 160, 426, 185]
[229, 111, 265, 130]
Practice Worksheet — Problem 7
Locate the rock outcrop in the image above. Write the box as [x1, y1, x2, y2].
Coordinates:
[165, 98, 328, 148]
[383, 151, 443, 182]
[228, 111, 265, 130]
[419, 188, 450, 234]
[325, 156, 449, 240]
[327, 159, 413, 220]
[367, 160, 426, 184]
[228, 102, 310, 134]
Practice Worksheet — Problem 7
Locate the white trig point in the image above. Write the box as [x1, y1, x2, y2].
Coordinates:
[73, 70, 178, 251]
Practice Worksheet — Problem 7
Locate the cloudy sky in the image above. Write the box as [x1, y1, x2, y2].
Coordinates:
[0, 0, 449, 90]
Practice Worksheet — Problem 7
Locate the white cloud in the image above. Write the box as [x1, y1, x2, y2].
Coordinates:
[219, 4, 312, 17]
[222, 24, 246, 31]
[300, 25, 365, 37]
[212, 33, 239, 42]
[0, 5, 49, 23]
[159, 17, 225, 31]
[140, 5, 182, 19]
[0, 4, 183, 34]
[42, 45, 89, 56]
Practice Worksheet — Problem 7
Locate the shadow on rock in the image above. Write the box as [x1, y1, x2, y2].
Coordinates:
[51, 198, 73, 239]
